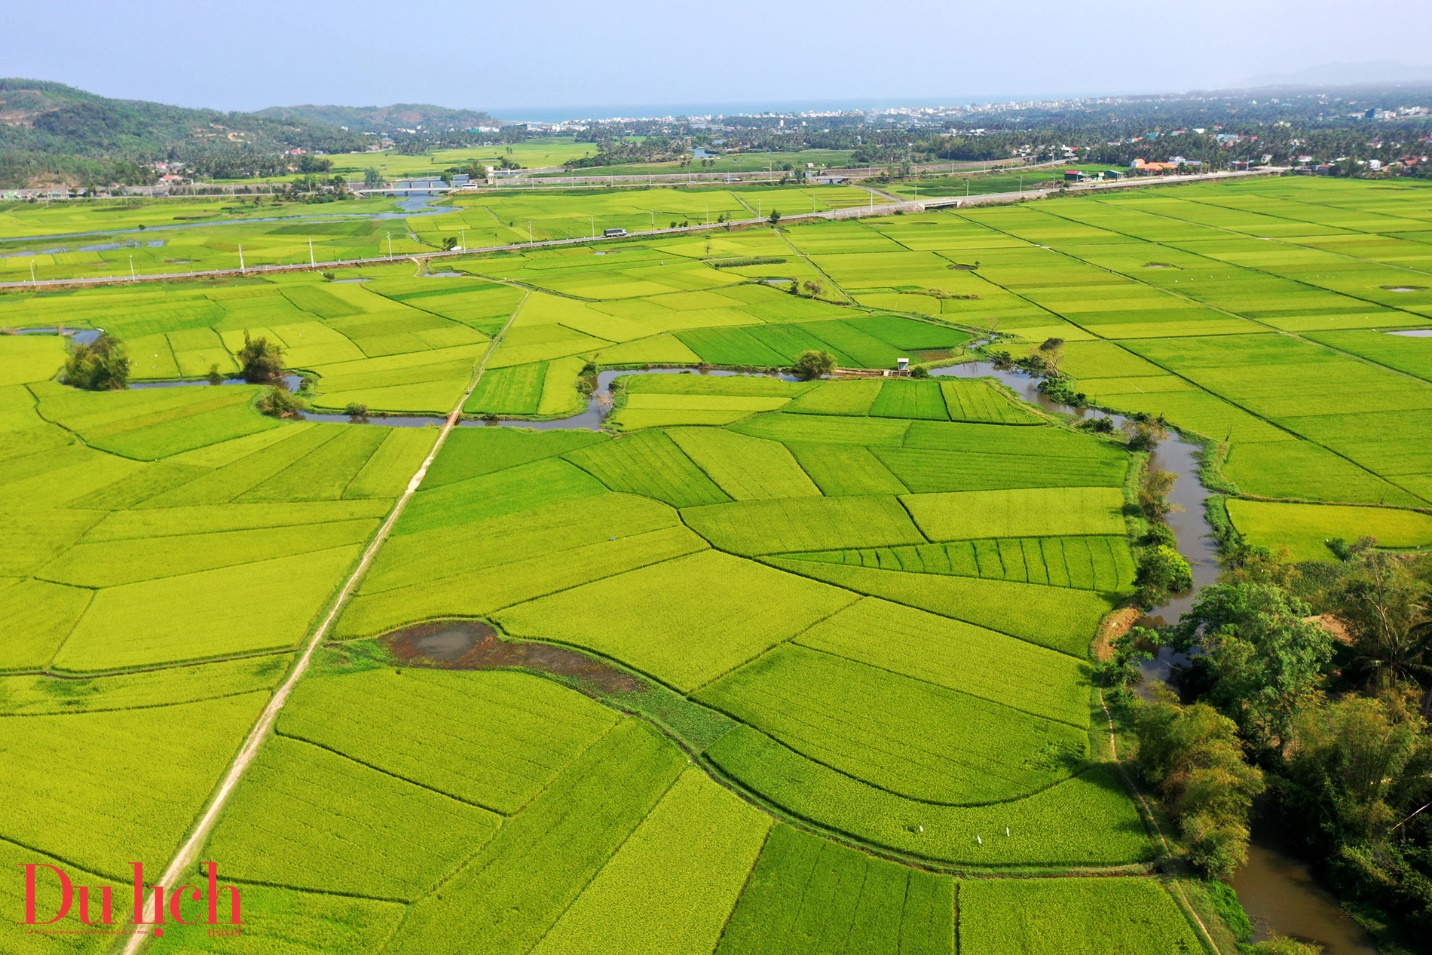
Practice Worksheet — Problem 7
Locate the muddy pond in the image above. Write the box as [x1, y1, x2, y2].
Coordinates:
[384, 619, 641, 695]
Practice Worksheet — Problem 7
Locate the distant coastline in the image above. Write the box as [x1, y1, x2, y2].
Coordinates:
[487, 94, 1072, 124]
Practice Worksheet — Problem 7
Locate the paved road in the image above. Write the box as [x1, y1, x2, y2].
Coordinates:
[0, 168, 1285, 293]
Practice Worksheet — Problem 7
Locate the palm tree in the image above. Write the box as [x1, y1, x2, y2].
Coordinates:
[1338, 552, 1432, 704]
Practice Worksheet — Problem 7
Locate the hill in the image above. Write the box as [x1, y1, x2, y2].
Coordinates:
[0, 80, 510, 188]
[0, 78, 367, 187]
[0, 79, 364, 156]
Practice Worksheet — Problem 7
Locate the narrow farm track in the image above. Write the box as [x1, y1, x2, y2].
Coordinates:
[115, 295, 529, 955]
[1097, 690, 1224, 955]
[2, 169, 1282, 293]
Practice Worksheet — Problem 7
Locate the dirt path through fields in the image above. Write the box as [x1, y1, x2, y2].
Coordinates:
[117, 295, 528, 955]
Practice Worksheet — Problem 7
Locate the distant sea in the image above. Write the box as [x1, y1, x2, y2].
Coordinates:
[488, 95, 1066, 124]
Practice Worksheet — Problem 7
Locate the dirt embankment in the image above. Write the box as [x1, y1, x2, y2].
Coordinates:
[1092, 607, 1144, 662]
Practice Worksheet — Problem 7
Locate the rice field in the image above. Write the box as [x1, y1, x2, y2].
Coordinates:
[958, 878, 1204, 954]
[14, 173, 1429, 953]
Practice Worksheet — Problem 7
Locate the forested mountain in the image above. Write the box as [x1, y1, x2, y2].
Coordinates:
[0, 79, 364, 155]
[0, 79, 373, 186]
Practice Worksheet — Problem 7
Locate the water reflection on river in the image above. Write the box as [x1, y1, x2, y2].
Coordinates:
[1233, 841, 1379, 955]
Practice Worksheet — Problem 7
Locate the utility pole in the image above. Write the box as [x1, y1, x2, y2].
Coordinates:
[528, 220, 533, 246]
[309, 238, 315, 267]
[649, 210, 654, 228]
[387, 232, 392, 259]
[704, 204, 709, 225]
[31, 261, 37, 286]
[129, 256, 135, 282]
[239, 245, 245, 272]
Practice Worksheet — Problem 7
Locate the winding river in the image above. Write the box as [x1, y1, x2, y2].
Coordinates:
[930, 361, 1377, 955]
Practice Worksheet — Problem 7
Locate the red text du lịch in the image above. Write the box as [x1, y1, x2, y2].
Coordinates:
[19, 862, 241, 935]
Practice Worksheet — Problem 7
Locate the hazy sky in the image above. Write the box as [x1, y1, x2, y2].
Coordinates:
[9, 0, 1432, 116]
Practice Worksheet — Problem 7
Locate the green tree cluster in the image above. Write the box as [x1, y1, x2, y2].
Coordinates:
[1123, 416, 1168, 452]
[792, 350, 837, 381]
[237, 333, 284, 384]
[1153, 547, 1432, 942]
[1135, 546, 1194, 609]
[1134, 696, 1265, 880]
[1174, 582, 1334, 754]
[61, 333, 130, 390]
[1283, 692, 1432, 934]
[1334, 551, 1432, 694]
[1132, 467, 1191, 607]
[256, 385, 305, 419]
[1094, 625, 1157, 702]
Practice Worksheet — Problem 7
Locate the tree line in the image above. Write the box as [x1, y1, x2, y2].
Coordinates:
[1106, 534, 1432, 949]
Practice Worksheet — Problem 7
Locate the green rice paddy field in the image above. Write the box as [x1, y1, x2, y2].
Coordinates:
[220, 136, 603, 183]
[0, 182, 872, 284]
[5, 174, 1432, 953]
